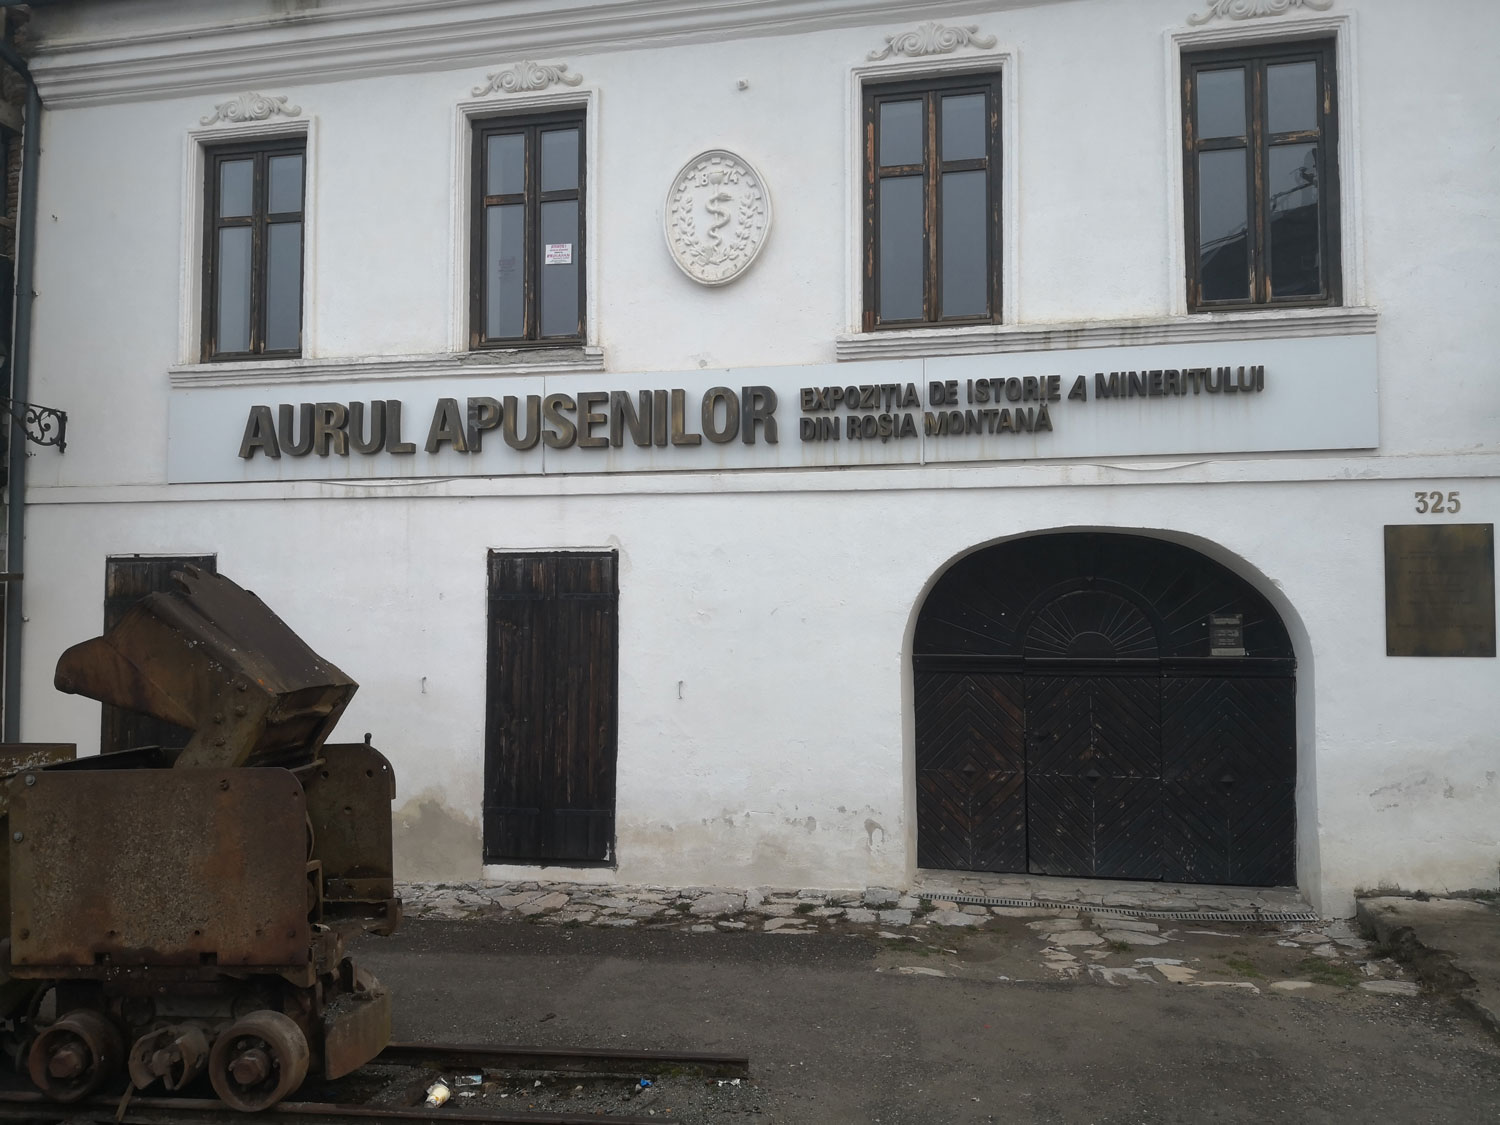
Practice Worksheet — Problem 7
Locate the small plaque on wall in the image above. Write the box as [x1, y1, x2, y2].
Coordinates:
[1384, 524, 1496, 657]
[1208, 614, 1246, 656]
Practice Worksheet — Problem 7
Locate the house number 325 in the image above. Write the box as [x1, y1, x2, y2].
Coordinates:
[1414, 490, 1461, 514]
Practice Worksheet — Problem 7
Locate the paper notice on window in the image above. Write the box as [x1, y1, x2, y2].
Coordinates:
[544, 243, 573, 265]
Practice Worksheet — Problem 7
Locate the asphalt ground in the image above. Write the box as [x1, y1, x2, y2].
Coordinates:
[352, 916, 1500, 1124]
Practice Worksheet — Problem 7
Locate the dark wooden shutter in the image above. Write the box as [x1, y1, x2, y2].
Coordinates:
[484, 551, 617, 864]
[101, 555, 217, 754]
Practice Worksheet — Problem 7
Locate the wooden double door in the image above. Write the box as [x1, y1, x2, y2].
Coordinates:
[913, 532, 1299, 887]
[914, 665, 1295, 885]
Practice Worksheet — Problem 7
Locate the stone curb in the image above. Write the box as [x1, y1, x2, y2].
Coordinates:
[1356, 896, 1500, 1042]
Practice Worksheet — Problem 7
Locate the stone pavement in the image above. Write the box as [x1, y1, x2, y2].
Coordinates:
[1358, 894, 1500, 1041]
[396, 874, 1431, 997]
[910, 869, 1313, 915]
[399, 870, 1315, 931]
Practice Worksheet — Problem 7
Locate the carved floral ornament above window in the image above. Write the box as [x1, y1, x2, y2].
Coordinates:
[199, 92, 302, 127]
[472, 61, 584, 97]
[866, 22, 997, 62]
[1188, 0, 1333, 24]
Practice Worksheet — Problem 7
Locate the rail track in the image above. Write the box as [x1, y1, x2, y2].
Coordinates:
[0, 1040, 752, 1124]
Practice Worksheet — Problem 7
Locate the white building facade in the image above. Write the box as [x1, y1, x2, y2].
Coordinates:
[12, 0, 1499, 915]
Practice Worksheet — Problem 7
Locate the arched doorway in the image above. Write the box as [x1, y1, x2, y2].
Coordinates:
[913, 532, 1296, 886]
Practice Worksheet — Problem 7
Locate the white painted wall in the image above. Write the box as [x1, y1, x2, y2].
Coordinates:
[14, 0, 1500, 914]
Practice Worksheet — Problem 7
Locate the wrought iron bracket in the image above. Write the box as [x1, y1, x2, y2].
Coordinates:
[0, 397, 66, 452]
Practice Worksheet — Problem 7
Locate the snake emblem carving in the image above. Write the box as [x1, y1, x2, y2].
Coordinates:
[664, 151, 773, 286]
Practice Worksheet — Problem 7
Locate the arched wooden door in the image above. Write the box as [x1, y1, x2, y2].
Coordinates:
[914, 534, 1296, 886]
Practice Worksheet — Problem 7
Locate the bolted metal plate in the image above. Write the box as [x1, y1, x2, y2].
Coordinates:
[7, 767, 311, 973]
[303, 743, 399, 934]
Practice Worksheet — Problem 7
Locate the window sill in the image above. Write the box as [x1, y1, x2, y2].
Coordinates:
[834, 306, 1377, 361]
[169, 346, 606, 389]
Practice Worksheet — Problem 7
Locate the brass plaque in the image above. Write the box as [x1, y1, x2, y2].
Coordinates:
[1384, 524, 1496, 657]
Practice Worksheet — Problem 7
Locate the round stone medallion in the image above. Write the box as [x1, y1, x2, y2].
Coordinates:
[664, 149, 772, 286]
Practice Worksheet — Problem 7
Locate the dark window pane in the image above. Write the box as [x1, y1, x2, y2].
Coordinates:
[267, 154, 302, 214]
[485, 204, 524, 338]
[941, 94, 986, 162]
[1267, 62, 1318, 134]
[216, 226, 252, 352]
[940, 170, 988, 318]
[1198, 148, 1249, 301]
[266, 222, 302, 350]
[540, 129, 579, 193]
[1196, 68, 1245, 140]
[539, 199, 579, 337]
[1268, 143, 1321, 297]
[878, 175, 923, 320]
[879, 100, 922, 167]
[486, 133, 524, 196]
[218, 159, 253, 219]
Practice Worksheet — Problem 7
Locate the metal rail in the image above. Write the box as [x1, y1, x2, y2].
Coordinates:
[377, 1040, 750, 1078]
[0, 1039, 750, 1123]
[0, 1091, 664, 1124]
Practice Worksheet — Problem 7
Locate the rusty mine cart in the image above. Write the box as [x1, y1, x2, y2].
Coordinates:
[0, 567, 400, 1111]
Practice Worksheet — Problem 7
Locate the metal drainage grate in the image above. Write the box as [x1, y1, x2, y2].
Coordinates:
[941, 893, 1320, 924]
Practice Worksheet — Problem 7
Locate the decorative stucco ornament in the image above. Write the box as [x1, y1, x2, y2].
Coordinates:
[867, 21, 997, 61]
[1188, 0, 1334, 24]
[664, 150, 772, 287]
[472, 61, 584, 97]
[199, 92, 301, 127]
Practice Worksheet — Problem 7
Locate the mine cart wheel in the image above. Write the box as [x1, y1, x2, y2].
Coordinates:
[27, 1009, 125, 1103]
[208, 1010, 309, 1113]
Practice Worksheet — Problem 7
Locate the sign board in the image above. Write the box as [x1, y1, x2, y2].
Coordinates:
[1208, 614, 1246, 657]
[166, 333, 1379, 484]
[1384, 524, 1496, 657]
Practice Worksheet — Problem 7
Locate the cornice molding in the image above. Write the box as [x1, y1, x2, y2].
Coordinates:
[835, 307, 1378, 361]
[28, 0, 1047, 107]
[199, 91, 302, 127]
[866, 21, 996, 61]
[471, 61, 584, 96]
[168, 347, 607, 390]
[1187, 0, 1334, 25]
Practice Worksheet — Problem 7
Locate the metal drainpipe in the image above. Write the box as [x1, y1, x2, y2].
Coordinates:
[3, 58, 40, 742]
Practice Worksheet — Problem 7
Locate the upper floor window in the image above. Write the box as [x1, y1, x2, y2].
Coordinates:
[471, 111, 585, 348]
[202, 138, 305, 360]
[1184, 40, 1339, 311]
[862, 73, 1001, 331]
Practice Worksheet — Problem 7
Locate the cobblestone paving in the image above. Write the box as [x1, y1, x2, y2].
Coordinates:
[913, 869, 1314, 915]
[396, 873, 1422, 996]
[398, 870, 1314, 929]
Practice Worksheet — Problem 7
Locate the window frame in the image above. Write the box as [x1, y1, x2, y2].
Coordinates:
[1182, 38, 1340, 313]
[861, 70, 1003, 332]
[200, 136, 306, 362]
[469, 109, 587, 350]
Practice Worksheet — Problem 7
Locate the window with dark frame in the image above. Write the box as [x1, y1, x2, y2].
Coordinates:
[1183, 40, 1340, 311]
[863, 72, 1001, 332]
[202, 138, 305, 360]
[471, 111, 585, 348]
